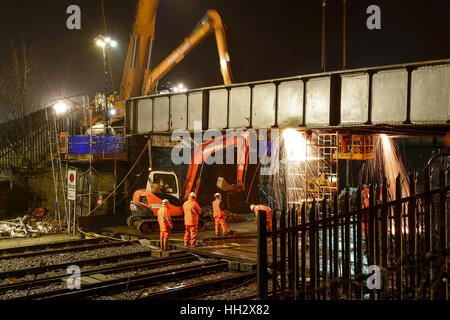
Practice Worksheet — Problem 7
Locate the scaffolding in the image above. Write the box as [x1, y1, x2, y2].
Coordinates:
[46, 95, 127, 235]
[284, 131, 338, 207]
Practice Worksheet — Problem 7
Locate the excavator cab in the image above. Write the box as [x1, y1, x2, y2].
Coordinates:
[128, 170, 185, 233]
[147, 171, 180, 199]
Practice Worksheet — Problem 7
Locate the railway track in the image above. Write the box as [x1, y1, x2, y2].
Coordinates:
[139, 272, 256, 300]
[0, 238, 104, 257]
[0, 249, 158, 279]
[0, 236, 259, 300]
[0, 254, 195, 294]
[0, 239, 138, 260]
[11, 261, 229, 300]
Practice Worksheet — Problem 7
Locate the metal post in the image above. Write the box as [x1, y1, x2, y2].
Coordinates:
[257, 210, 268, 299]
[280, 208, 287, 296]
[272, 209, 278, 297]
[322, 197, 328, 299]
[394, 174, 403, 299]
[332, 194, 339, 299]
[408, 170, 417, 297]
[113, 159, 117, 215]
[67, 200, 71, 235]
[369, 185, 376, 299]
[321, 0, 327, 72]
[342, 0, 347, 69]
[102, 46, 110, 127]
[89, 106, 93, 215]
[344, 187, 351, 298]
[293, 205, 299, 299]
[381, 177, 389, 298]
[73, 197, 76, 236]
[356, 187, 363, 299]
[310, 201, 317, 300]
[300, 203, 307, 298]
[287, 207, 294, 292]
[439, 165, 447, 300]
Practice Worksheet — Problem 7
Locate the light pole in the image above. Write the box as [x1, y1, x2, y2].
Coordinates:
[95, 35, 117, 126]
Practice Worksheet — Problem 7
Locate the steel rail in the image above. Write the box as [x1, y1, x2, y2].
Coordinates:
[140, 271, 256, 300]
[14, 261, 228, 300]
[0, 240, 139, 260]
[0, 250, 160, 279]
[0, 238, 104, 256]
[0, 254, 194, 293]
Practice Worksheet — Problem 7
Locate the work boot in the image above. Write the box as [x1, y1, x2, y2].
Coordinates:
[164, 239, 170, 250]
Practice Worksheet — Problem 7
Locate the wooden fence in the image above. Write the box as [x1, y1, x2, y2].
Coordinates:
[257, 166, 449, 300]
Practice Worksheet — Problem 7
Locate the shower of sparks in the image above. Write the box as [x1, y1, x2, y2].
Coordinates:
[359, 134, 409, 200]
[260, 130, 337, 211]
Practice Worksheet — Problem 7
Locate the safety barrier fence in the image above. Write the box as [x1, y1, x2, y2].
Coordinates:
[257, 166, 449, 300]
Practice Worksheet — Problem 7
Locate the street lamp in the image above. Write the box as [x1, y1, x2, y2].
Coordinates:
[95, 34, 117, 126]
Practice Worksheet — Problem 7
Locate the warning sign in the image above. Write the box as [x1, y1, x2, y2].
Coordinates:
[68, 170, 77, 201]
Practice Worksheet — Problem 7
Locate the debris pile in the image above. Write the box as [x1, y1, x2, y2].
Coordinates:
[0, 221, 34, 238]
[0, 218, 60, 238]
[35, 221, 59, 234]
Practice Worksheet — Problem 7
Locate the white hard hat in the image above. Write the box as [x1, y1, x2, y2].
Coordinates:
[189, 192, 196, 198]
[162, 199, 169, 205]
[214, 193, 221, 198]
[250, 204, 256, 211]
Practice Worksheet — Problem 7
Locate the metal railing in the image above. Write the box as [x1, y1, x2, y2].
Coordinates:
[257, 166, 449, 300]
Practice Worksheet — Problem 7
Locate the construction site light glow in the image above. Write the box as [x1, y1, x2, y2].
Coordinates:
[53, 102, 68, 115]
[283, 129, 308, 161]
[96, 39, 106, 48]
[172, 83, 187, 93]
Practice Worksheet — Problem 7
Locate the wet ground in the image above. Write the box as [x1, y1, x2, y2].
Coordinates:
[0, 233, 79, 250]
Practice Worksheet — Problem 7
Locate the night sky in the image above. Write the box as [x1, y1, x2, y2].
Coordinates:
[0, 0, 449, 105]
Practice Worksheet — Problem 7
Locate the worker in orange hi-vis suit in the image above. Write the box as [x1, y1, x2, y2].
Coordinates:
[183, 192, 202, 247]
[158, 199, 173, 250]
[250, 204, 272, 231]
[212, 193, 228, 236]
[361, 185, 370, 208]
[361, 185, 371, 237]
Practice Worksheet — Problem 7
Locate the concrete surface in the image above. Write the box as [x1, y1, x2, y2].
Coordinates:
[0, 233, 79, 250]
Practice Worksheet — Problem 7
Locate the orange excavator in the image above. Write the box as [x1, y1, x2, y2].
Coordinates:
[91, 0, 233, 125]
[128, 131, 250, 234]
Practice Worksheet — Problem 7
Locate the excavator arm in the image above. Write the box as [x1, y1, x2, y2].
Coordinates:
[141, 9, 233, 96]
[183, 131, 250, 200]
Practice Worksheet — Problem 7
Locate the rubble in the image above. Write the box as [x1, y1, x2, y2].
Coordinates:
[0, 218, 60, 238]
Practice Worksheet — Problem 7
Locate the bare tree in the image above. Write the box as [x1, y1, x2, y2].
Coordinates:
[0, 40, 46, 167]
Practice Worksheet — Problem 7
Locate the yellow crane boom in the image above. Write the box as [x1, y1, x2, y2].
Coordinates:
[141, 9, 233, 96]
[100, 1, 232, 124]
